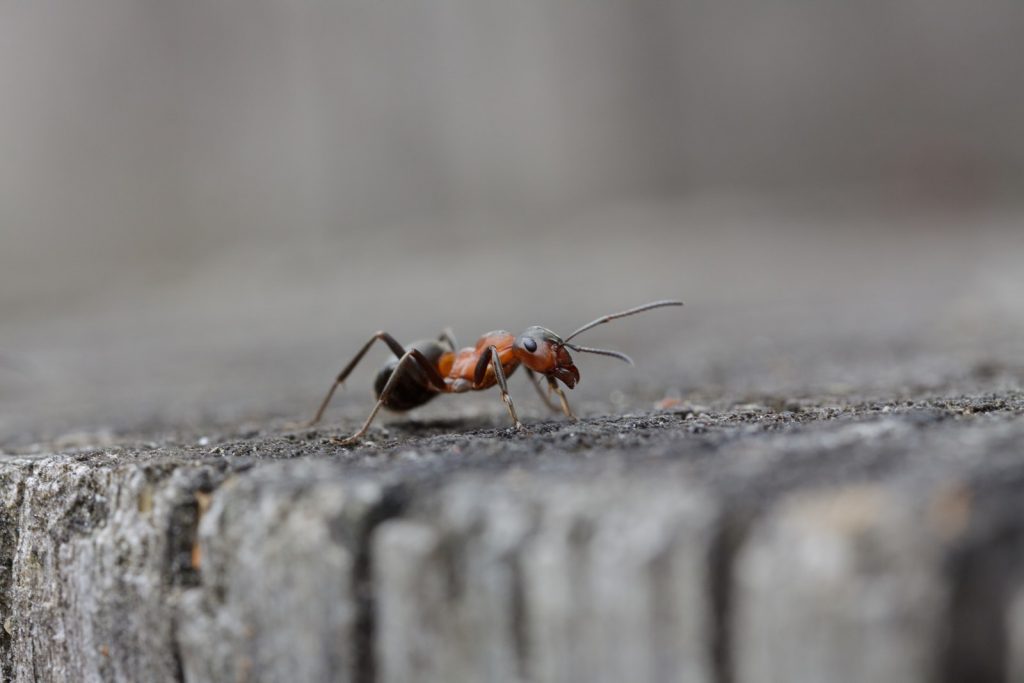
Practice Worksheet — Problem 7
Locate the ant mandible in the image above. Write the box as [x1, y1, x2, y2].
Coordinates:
[308, 300, 683, 445]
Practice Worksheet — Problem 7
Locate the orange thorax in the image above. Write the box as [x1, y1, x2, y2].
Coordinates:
[439, 331, 519, 390]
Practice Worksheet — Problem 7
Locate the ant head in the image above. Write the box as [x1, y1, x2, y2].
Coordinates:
[513, 326, 580, 388]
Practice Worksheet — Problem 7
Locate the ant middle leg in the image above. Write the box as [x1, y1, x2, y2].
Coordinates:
[546, 376, 578, 420]
[525, 368, 561, 413]
[308, 331, 408, 426]
[438, 327, 458, 350]
[475, 345, 524, 431]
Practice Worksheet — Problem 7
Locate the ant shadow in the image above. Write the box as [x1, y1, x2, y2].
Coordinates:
[386, 415, 508, 437]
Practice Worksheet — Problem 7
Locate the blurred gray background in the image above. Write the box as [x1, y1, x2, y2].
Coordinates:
[2, 1, 1023, 442]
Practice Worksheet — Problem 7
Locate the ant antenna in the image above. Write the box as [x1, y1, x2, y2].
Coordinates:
[558, 299, 682, 366]
[562, 300, 683, 345]
[564, 343, 634, 365]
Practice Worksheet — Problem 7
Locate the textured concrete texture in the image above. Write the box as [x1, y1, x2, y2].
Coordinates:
[1, 397, 1023, 682]
[1, 206, 1023, 682]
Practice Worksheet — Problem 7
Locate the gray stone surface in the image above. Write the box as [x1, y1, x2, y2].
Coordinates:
[176, 462, 395, 683]
[734, 484, 954, 683]
[0, 455, 224, 682]
[1, 209, 1023, 682]
[0, 392, 1021, 682]
[375, 475, 717, 683]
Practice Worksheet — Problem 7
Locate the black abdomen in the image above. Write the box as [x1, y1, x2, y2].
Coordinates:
[373, 339, 447, 411]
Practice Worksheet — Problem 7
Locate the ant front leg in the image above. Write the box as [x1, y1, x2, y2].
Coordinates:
[475, 346, 524, 431]
[546, 375, 578, 420]
[308, 331, 408, 427]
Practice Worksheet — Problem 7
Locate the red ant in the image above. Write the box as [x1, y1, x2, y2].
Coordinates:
[308, 300, 682, 445]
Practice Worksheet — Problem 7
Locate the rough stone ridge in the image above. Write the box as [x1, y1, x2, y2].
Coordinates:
[733, 483, 956, 683]
[0, 392, 1021, 682]
[0, 455, 224, 682]
[374, 474, 717, 683]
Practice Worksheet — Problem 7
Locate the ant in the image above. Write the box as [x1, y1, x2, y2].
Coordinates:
[308, 300, 682, 445]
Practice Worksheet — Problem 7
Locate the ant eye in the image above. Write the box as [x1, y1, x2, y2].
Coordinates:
[522, 337, 538, 352]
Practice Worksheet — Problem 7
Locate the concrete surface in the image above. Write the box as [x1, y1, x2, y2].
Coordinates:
[1, 204, 1023, 682]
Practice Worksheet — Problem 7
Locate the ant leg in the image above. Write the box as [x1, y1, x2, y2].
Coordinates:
[333, 348, 442, 448]
[476, 345, 524, 431]
[439, 327, 458, 350]
[308, 331, 407, 426]
[407, 348, 450, 393]
[546, 376, 578, 420]
[525, 368, 561, 413]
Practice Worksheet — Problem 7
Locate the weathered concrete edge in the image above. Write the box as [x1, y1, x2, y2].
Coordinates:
[1, 445, 1024, 682]
[0, 453, 227, 682]
[373, 473, 723, 683]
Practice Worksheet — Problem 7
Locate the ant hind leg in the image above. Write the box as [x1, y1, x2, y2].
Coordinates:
[308, 331, 407, 427]
[332, 349, 443, 446]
